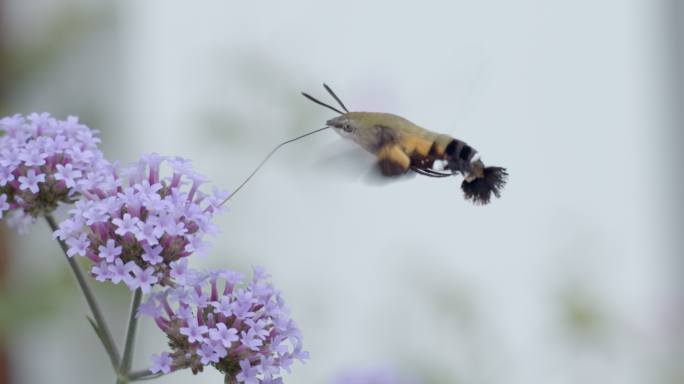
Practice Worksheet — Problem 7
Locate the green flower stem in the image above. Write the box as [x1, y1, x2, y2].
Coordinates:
[128, 369, 163, 381]
[45, 214, 121, 370]
[120, 287, 143, 379]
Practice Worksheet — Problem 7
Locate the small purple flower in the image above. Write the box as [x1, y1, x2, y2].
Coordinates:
[111, 213, 140, 236]
[185, 234, 212, 258]
[205, 338, 228, 358]
[258, 354, 279, 381]
[240, 328, 264, 351]
[55, 154, 228, 291]
[136, 296, 164, 319]
[0, 113, 105, 233]
[236, 358, 260, 384]
[135, 220, 164, 246]
[176, 305, 193, 320]
[197, 343, 220, 365]
[108, 258, 135, 285]
[54, 163, 82, 188]
[168, 285, 193, 305]
[169, 258, 193, 285]
[18, 169, 46, 194]
[92, 260, 114, 282]
[211, 295, 233, 317]
[149, 352, 173, 374]
[278, 352, 294, 374]
[66, 232, 90, 258]
[291, 341, 309, 364]
[98, 239, 122, 262]
[19, 147, 48, 166]
[130, 265, 160, 294]
[180, 318, 209, 343]
[209, 323, 239, 348]
[245, 318, 269, 340]
[141, 243, 164, 265]
[143, 266, 307, 382]
[191, 290, 211, 310]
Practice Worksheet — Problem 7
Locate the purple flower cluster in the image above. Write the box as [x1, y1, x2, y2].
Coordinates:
[0, 113, 106, 234]
[0, 110, 311, 381]
[53, 153, 229, 293]
[330, 366, 423, 384]
[142, 266, 308, 383]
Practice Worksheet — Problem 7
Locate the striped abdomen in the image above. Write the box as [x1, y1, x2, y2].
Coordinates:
[375, 128, 508, 205]
[327, 112, 508, 205]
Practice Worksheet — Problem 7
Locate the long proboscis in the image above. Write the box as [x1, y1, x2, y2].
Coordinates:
[217, 126, 330, 207]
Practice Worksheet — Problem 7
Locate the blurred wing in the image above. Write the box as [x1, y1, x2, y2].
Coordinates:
[404, 47, 487, 136]
[311, 138, 416, 186]
[377, 143, 411, 177]
[311, 139, 374, 182]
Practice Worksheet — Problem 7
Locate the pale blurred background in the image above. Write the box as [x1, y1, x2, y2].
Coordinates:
[0, 1, 681, 383]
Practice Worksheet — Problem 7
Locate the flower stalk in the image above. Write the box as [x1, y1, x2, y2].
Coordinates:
[46, 213, 121, 371]
[120, 288, 143, 381]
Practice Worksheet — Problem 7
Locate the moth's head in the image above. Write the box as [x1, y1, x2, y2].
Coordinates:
[303, 84, 354, 138]
[326, 115, 356, 138]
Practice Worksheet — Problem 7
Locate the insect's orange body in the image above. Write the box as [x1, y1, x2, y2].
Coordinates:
[304, 85, 508, 205]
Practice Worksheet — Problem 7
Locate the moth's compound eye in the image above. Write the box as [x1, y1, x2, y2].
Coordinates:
[343, 123, 352, 133]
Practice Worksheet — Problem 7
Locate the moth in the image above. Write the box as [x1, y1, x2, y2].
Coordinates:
[217, 85, 508, 208]
[302, 84, 508, 205]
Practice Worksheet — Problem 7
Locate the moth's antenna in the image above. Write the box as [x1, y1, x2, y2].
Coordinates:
[323, 83, 349, 113]
[301, 92, 345, 115]
[217, 126, 330, 207]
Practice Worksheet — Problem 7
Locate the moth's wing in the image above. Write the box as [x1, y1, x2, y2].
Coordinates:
[311, 125, 416, 185]
[362, 159, 416, 185]
[404, 47, 487, 136]
[376, 143, 412, 176]
[375, 128, 452, 178]
[372, 125, 414, 177]
[310, 137, 414, 186]
[310, 139, 375, 182]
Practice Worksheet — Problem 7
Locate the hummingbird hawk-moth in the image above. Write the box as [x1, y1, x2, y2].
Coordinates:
[302, 84, 508, 205]
[217, 85, 507, 208]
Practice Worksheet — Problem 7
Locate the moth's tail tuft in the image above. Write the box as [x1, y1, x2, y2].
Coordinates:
[461, 167, 508, 205]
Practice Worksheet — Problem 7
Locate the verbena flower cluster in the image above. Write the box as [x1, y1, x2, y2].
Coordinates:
[330, 366, 423, 384]
[0, 111, 312, 382]
[142, 266, 309, 383]
[53, 153, 230, 293]
[0, 113, 105, 234]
